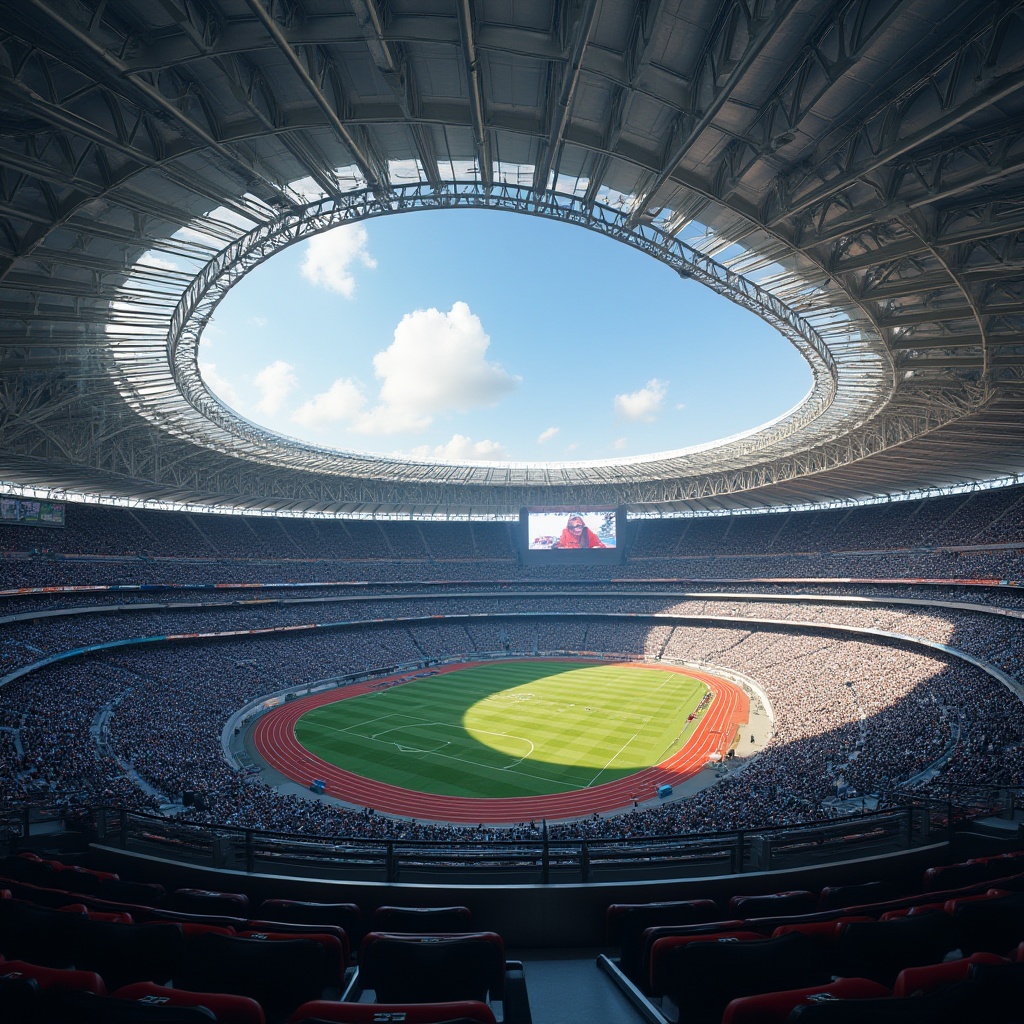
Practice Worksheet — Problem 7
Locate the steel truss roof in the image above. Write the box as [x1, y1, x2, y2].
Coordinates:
[1, 0, 1023, 518]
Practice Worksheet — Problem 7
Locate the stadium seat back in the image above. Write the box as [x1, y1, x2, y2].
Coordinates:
[114, 981, 267, 1024]
[287, 999, 496, 1024]
[834, 910, 956, 986]
[70, 918, 187, 991]
[258, 900, 364, 943]
[371, 906, 473, 934]
[722, 976, 890, 1024]
[359, 932, 505, 1004]
[650, 930, 831, 1024]
[175, 930, 335, 1022]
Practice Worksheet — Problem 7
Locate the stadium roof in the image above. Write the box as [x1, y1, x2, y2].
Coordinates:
[1, 0, 1023, 518]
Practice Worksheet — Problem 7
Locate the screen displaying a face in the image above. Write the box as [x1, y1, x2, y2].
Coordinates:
[527, 509, 617, 550]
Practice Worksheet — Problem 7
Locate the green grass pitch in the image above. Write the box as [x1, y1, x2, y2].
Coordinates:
[294, 660, 709, 798]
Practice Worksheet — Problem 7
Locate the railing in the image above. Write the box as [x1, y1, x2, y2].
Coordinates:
[70, 803, 956, 884]
[8, 784, 1018, 885]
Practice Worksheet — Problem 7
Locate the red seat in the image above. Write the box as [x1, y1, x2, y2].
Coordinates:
[605, 900, 722, 983]
[648, 932, 765, 997]
[115, 981, 266, 1024]
[922, 861, 988, 893]
[0, 957, 106, 995]
[245, 920, 350, 964]
[727, 890, 817, 918]
[635, 919, 746, 995]
[359, 932, 505, 1005]
[649, 930, 833, 1024]
[174, 929, 340, 1022]
[371, 906, 472, 934]
[834, 911, 957, 986]
[60, 902, 133, 923]
[771, 916, 873, 942]
[172, 888, 250, 917]
[723, 977, 890, 1023]
[257, 900, 363, 944]
[818, 881, 895, 911]
[893, 952, 1009, 997]
[239, 930, 348, 987]
[288, 1000, 496, 1024]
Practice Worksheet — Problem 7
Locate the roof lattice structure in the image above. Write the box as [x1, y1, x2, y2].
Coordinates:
[1, 0, 1023, 517]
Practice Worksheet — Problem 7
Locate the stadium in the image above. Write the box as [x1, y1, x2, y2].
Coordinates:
[2, 1, 1024, 1022]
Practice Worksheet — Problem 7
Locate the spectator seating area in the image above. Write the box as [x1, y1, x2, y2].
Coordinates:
[3, 849, 1024, 1022]
[0, 852, 530, 1024]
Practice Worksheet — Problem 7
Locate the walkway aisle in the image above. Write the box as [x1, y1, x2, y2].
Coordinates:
[518, 950, 648, 1024]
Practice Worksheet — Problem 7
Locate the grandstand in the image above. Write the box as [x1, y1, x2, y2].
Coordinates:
[3, 2, 1024, 1022]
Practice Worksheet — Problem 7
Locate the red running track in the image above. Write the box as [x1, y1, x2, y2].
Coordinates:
[252, 660, 749, 824]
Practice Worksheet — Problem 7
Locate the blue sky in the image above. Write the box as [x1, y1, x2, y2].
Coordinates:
[199, 210, 811, 462]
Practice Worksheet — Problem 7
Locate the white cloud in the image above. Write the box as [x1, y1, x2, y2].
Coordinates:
[300, 225, 377, 297]
[354, 301, 519, 435]
[614, 378, 668, 422]
[565, 442, 579, 453]
[407, 434, 507, 461]
[253, 360, 298, 415]
[200, 361, 243, 411]
[613, 437, 627, 450]
[292, 377, 366, 430]
[537, 426, 559, 444]
[249, 315, 268, 328]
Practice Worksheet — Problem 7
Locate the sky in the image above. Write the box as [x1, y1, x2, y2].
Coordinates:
[198, 209, 811, 463]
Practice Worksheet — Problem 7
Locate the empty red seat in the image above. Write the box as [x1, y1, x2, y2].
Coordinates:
[723, 977, 890, 1023]
[649, 930, 832, 1024]
[174, 929, 340, 1022]
[635, 919, 746, 995]
[922, 861, 988, 893]
[0, 957, 106, 996]
[771, 916, 873, 942]
[288, 1000, 496, 1024]
[172, 888, 250, 917]
[605, 900, 722, 983]
[818, 881, 895, 911]
[834, 910, 956, 986]
[115, 981, 266, 1024]
[727, 890, 817, 918]
[893, 951, 1009, 997]
[257, 900, 363, 944]
[648, 932, 766, 997]
[239, 929, 348, 987]
[359, 932, 505, 1005]
[371, 906, 472, 934]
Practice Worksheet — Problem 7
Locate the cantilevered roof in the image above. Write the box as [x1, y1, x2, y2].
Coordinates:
[1, 0, 1023, 517]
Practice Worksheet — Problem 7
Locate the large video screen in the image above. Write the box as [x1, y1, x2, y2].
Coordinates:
[519, 506, 625, 566]
[527, 509, 617, 551]
[0, 496, 65, 528]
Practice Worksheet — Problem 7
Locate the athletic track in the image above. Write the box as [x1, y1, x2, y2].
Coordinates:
[252, 660, 749, 824]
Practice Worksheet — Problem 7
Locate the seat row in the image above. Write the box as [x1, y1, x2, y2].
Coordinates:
[1, 855, 531, 1024]
[603, 854, 1024, 1022]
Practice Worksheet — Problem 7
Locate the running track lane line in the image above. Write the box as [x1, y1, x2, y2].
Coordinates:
[252, 660, 749, 824]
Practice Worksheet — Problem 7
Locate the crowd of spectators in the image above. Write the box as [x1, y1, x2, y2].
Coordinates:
[1, 604, 1021, 842]
[2, 490, 1023, 846]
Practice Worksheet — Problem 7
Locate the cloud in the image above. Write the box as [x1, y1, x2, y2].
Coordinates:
[292, 377, 366, 430]
[200, 361, 243, 411]
[300, 225, 377, 297]
[613, 437, 627, 450]
[614, 378, 668, 422]
[253, 360, 298, 415]
[407, 434, 507, 461]
[248, 315, 268, 328]
[537, 426, 559, 444]
[354, 301, 519, 434]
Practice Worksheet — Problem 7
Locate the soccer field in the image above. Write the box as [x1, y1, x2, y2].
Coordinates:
[294, 660, 709, 799]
